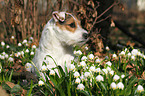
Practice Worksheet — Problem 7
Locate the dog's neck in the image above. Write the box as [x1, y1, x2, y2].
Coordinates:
[38, 19, 73, 58]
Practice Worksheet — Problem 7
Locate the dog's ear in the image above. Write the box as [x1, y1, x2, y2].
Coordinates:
[52, 11, 66, 22]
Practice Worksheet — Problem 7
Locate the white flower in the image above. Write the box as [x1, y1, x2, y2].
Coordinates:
[88, 54, 94, 60]
[8, 57, 14, 62]
[109, 70, 114, 76]
[81, 56, 87, 61]
[0, 69, 1, 73]
[6, 45, 10, 48]
[22, 39, 27, 44]
[69, 64, 75, 71]
[117, 82, 124, 90]
[32, 45, 37, 49]
[121, 74, 125, 78]
[38, 80, 44, 86]
[4, 54, 8, 58]
[25, 49, 29, 53]
[25, 63, 32, 72]
[75, 78, 81, 84]
[96, 75, 104, 82]
[102, 69, 108, 74]
[80, 74, 85, 81]
[49, 70, 55, 75]
[119, 51, 125, 56]
[131, 49, 139, 56]
[106, 46, 110, 51]
[1, 41, 5, 46]
[30, 51, 34, 55]
[113, 75, 120, 81]
[77, 83, 85, 90]
[84, 72, 90, 78]
[21, 51, 24, 55]
[18, 43, 22, 47]
[11, 36, 15, 39]
[41, 65, 48, 72]
[127, 52, 131, 58]
[85, 46, 88, 50]
[1, 55, 5, 59]
[74, 71, 80, 78]
[112, 54, 117, 59]
[2, 52, 6, 55]
[80, 61, 86, 67]
[95, 68, 102, 73]
[110, 82, 117, 90]
[131, 56, 135, 60]
[74, 50, 82, 55]
[106, 61, 112, 66]
[136, 85, 144, 93]
[106, 67, 112, 72]
[95, 59, 101, 63]
[89, 66, 96, 72]
[29, 37, 33, 40]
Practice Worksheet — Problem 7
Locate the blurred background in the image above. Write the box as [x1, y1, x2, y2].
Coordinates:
[0, 0, 145, 53]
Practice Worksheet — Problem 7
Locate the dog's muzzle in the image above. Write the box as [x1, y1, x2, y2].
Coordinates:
[83, 33, 88, 40]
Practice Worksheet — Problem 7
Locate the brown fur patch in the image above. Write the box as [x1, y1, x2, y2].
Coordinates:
[56, 14, 81, 33]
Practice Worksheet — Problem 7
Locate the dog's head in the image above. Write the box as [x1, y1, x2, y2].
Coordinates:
[52, 11, 88, 46]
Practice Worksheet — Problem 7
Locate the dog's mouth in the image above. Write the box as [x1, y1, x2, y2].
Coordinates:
[78, 38, 89, 45]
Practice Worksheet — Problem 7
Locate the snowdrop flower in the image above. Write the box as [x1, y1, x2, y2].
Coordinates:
[69, 64, 75, 71]
[1, 55, 5, 59]
[49, 70, 55, 75]
[11, 36, 15, 39]
[121, 74, 125, 78]
[1, 41, 5, 46]
[110, 82, 117, 90]
[6, 45, 10, 48]
[30, 51, 34, 55]
[21, 51, 24, 55]
[25, 49, 29, 53]
[29, 37, 33, 40]
[106, 61, 112, 66]
[112, 54, 117, 59]
[89, 66, 96, 72]
[131, 49, 139, 56]
[117, 82, 124, 90]
[22, 39, 27, 44]
[80, 74, 86, 81]
[74, 50, 82, 56]
[96, 68, 102, 73]
[41, 65, 48, 72]
[80, 61, 86, 67]
[106, 46, 110, 51]
[2, 52, 6, 55]
[106, 67, 112, 72]
[109, 70, 114, 76]
[18, 43, 22, 47]
[131, 56, 135, 61]
[127, 52, 131, 58]
[84, 72, 90, 78]
[0, 69, 1, 73]
[77, 84, 85, 90]
[38, 80, 44, 86]
[102, 69, 108, 74]
[88, 54, 94, 60]
[32, 45, 37, 49]
[95, 58, 101, 63]
[25, 63, 32, 72]
[136, 85, 144, 93]
[96, 75, 104, 82]
[8, 57, 14, 62]
[113, 75, 120, 81]
[81, 56, 87, 61]
[4, 54, 8, 58]
[85, 46, 88, 50]
[74, 71, 80, 78]
[119, 51, 125, 56]
[75, 78, 81, 84]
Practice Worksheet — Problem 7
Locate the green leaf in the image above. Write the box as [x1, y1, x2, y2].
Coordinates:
[10, 84, 21, 93]
[2, 82, 11, 92]
[78, 90, 90, 96]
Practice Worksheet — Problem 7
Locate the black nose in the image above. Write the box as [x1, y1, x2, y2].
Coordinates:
[83, 33, 88, 39]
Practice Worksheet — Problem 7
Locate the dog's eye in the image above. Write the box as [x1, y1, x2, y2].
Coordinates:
[68, 22, 76, 28]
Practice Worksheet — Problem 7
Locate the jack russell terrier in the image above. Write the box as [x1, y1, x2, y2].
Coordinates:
[32, 11, 88, 73]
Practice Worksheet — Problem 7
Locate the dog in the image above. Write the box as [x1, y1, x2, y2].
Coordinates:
[32, 11, 88, 73]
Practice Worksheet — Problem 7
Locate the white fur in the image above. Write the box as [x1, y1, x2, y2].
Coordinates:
[32, 12, 88, 73]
